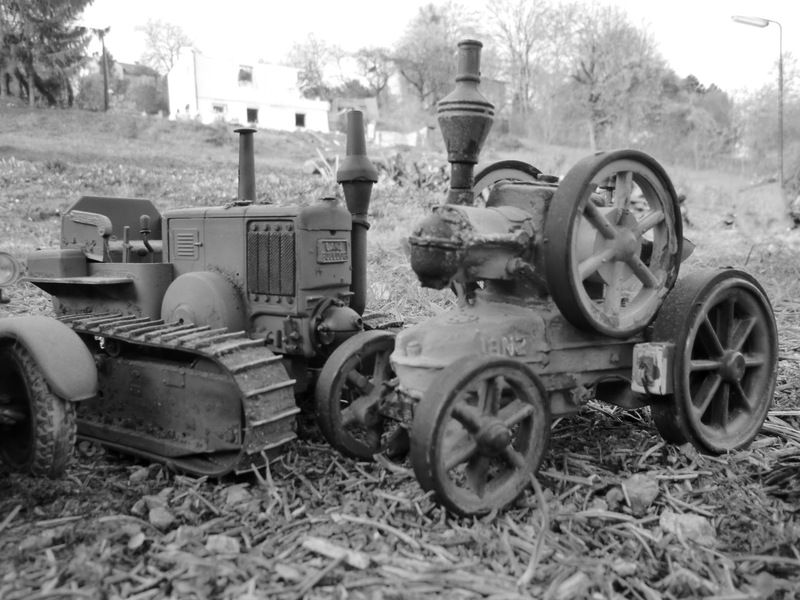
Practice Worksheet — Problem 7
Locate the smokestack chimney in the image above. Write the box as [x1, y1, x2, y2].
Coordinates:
[337, 111, 378, 316]
[235, 127, 257, 202]
[437, 40, 495, 205]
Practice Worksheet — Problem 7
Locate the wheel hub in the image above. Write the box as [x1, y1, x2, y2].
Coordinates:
[613, 226, 640, 261]
[720, 350, 746, 382]
[475, 418, 512, 455]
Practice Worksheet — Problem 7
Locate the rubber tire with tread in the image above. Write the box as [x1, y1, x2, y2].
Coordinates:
[0, 343, 77, 477]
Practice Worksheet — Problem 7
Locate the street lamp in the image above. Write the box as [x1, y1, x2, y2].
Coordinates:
[732, 15, 784, 193]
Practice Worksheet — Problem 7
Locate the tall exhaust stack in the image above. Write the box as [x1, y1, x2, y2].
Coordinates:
[437, 40, 495, 205]
[235, 127, 257, 202]
[336, 111, 378, 316]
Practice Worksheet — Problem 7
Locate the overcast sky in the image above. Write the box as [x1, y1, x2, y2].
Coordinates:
[81, 0, 798, 96]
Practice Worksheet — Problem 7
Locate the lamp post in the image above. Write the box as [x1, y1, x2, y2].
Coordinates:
[732, 15, 783, 193]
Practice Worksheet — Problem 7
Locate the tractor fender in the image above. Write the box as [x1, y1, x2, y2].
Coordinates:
[0, 315, 97, 401]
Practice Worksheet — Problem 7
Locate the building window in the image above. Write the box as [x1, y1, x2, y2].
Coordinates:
[247, 108, 259, 124]
[295, 113, 306, 128]
[212, 104, 226, 114]
[238, 66, 253, 86]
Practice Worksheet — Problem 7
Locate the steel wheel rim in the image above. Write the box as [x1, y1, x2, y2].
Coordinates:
[545, 151, 682, 338]
[472, 160, 541, 203]
[316, 331, 396, 460]
[679, 280, 776, 450]
[415, 359, 550, 515]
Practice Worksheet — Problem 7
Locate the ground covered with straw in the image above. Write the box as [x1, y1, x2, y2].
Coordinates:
[1, 106, 800, 599]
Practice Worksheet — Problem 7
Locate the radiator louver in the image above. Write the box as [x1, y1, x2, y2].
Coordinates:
[174, 230, 199, 260]
[247, 226, 295, 296]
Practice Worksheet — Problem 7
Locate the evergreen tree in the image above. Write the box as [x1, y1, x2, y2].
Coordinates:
[0, 0, 93, 107]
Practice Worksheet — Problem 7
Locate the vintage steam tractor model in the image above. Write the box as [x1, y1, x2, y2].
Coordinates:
[320, 40, 779, 515]
[0, 111, 382, 478]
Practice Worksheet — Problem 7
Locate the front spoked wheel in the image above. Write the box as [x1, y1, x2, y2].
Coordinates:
[410, 356, 551, 515]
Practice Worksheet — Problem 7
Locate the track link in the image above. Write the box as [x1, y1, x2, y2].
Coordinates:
[60, 312, 299, 476]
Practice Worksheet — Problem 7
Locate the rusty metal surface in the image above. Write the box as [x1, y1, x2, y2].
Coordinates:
[60, 312, 298, 477]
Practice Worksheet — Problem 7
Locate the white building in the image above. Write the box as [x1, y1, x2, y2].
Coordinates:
[167, 50, 330, 132]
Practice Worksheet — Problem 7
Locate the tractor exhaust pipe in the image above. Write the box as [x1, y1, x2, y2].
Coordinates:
[438, 39, 495, 205]
[235, 127, 257, 202]
[337, 110, 378, 316]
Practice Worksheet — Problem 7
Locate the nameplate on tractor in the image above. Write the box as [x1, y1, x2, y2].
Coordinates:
[317, 239, 349, 264]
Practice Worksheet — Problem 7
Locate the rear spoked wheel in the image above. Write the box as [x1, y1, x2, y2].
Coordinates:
[410, 356, 551, 516]
[0, 344, 76, 477]
[649, 269, 777, 452]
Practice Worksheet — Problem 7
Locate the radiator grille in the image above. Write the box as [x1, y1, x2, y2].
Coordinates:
[247, 225, 295, 296]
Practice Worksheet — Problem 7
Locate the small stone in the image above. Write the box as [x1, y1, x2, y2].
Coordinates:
[606, 487, 625, 511]
[623, 474, 659, 516]
[554, 571, 590, 600]
[143, 495, 168, 510]
[611, 559, 637, 577]
[224, 484, 252, 506]
[130, 499, 147, 517]
[205, 533, 241, 554]
[659, 509, 716, 547]
[127, 531, 146, 550]
[148, 507, 176, 530]
[128, 467, 150, 484]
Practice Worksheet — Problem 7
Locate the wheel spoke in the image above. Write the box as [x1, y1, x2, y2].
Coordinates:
[632, 209, 665, 236]
[372, 349, 391, 383]
[698, 316, 725, 357]
[452, 400, 482, 433]
[716, 299, 735, 348]
[579, 247, 616, 281]
[690, 359, 722, 372]
[613, 171, 633, 210]
[502, 446, 527, 470]
[444, 437, 479, 471]
[744, 354, 766, 368]
[692, 373, 722, 417]
[583, 202, 617, 240]
[502, 403, 534, 428]
[466, 455, 491, 497]
[346, 368, 374, 395]
[709, 383, 731, 431]
[730, 380, 752, 414]
[627, 255, 659, 288]
[478, 376, 502, 416]
[730, 317, 757, 352]
[603, 261, 627, 315]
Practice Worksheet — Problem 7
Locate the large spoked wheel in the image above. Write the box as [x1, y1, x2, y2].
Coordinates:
[544, 149, 683, 338]
[410, 356, 551, 516]
[649, 269, 778, 453]
[315, 330, 400, 460]
[0, 343, 76, 477]
[473, 160, 541, 203]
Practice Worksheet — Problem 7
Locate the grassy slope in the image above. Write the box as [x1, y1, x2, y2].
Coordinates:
[1, 105, 800, 599]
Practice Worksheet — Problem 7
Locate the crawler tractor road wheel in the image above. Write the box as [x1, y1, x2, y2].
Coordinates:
[544, 149, 683, 338]
[315, 330, 402, 460]
[473, 160, 542, 203]
[0, 344, 76, 477]
[649, 269, 777, 453]
[410, 356, 551, 516]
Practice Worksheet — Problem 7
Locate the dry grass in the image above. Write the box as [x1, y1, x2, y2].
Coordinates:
[2, 105, 800, 599]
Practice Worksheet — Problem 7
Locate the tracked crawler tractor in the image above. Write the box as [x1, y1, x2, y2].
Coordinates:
[318, 40, 779, 516]
[0, 111, 381, 477]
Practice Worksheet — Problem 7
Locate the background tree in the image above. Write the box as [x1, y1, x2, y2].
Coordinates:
[486, 0, 577, 139]
[354, 46, 394, 107]
[286, 33, 341, 100]
[0, 0, 93, 107]
[566, 4, 666, 150]
[393, 2, 469, 114]
[137, 19, 193, 75]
